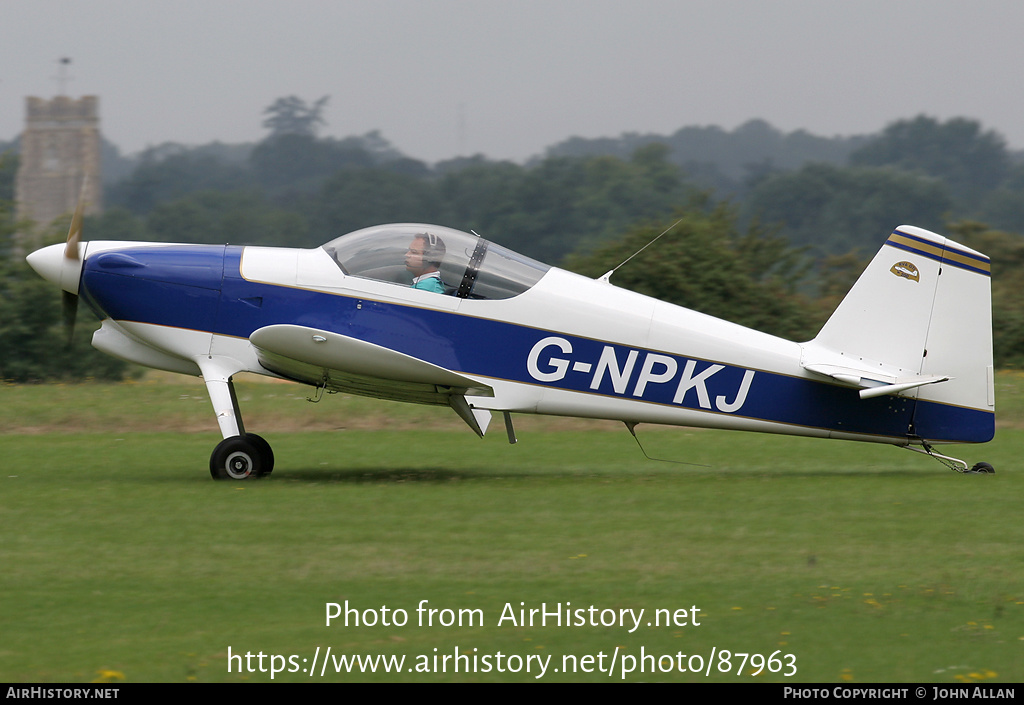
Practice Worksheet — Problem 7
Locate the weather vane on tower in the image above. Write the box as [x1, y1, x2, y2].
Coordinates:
[53, 57, 73, 96]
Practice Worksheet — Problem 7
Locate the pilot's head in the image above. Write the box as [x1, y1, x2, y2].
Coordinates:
[405, 233, 446, 275]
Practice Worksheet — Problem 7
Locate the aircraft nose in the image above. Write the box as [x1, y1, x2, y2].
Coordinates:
[26, 242, 83, 294]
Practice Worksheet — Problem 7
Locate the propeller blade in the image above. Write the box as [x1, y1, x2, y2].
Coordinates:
[61, 289, 79, 346]
[64, 176, 88, 261]
[60, 176, 88, 345]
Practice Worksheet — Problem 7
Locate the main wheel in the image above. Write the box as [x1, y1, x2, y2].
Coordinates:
[210, 436, 265, 480]
[244, 433, 274, 476]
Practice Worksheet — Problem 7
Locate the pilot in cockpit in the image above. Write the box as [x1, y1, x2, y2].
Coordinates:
[405, 233, 447, 293]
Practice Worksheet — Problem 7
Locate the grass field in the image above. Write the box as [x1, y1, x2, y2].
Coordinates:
[1, 374, 1022, 682]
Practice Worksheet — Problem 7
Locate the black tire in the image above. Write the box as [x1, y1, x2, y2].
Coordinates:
[210, 436, 264, 480]
[969, 462, 995, 474]
[244, 433, 275, 476]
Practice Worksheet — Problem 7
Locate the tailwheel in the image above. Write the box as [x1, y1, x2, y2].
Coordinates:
[904, 442, 994, 474]
[210, 435, 273, 480]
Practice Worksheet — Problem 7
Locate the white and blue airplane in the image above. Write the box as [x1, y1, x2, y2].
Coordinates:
[26, 213, 995, 479]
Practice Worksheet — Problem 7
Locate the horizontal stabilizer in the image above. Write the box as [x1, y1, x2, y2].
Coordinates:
[802, 362, 901, 388]
[858, 376, 949, 400]
[802, 362, 949, 399]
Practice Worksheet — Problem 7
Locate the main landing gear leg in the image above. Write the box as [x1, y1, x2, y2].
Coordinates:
[903, 441, 994, 474]
[200, 361, 274, 480]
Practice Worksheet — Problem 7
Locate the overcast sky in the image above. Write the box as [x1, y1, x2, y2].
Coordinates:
[3, 0, 1023, 164]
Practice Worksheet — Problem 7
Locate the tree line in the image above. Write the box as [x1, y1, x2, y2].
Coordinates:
[88, 112, 1024, 260]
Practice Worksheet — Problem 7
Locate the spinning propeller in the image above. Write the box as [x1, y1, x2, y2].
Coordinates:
[24, 177, 89, 346]
[61, 182, 86, 343]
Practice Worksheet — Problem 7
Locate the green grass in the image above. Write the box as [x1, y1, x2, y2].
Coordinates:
[1, 377, 1022, 682]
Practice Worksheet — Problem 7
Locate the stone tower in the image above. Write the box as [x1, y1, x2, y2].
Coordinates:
[15, 95, 103, 240]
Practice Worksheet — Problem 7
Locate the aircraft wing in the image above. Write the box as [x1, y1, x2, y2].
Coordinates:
[249, 324, 494, 403]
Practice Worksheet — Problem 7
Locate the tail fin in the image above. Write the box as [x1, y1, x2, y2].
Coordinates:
[802, 225, 994, 443]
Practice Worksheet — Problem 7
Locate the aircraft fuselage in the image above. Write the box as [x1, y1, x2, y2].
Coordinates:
[76, 242, 992, 446]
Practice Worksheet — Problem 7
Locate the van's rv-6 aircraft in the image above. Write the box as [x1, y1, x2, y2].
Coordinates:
[26, 209, 995, 479]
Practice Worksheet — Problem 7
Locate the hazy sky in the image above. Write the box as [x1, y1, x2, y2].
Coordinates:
[3, 0, 1023, 164]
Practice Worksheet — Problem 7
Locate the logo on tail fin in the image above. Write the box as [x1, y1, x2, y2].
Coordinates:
[890, 261, 920, 282]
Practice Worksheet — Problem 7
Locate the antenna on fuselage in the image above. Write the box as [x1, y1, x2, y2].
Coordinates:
[598, 217, 683, 284]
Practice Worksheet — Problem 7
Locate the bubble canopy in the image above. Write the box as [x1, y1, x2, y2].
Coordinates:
[322, 224, 551, 300]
